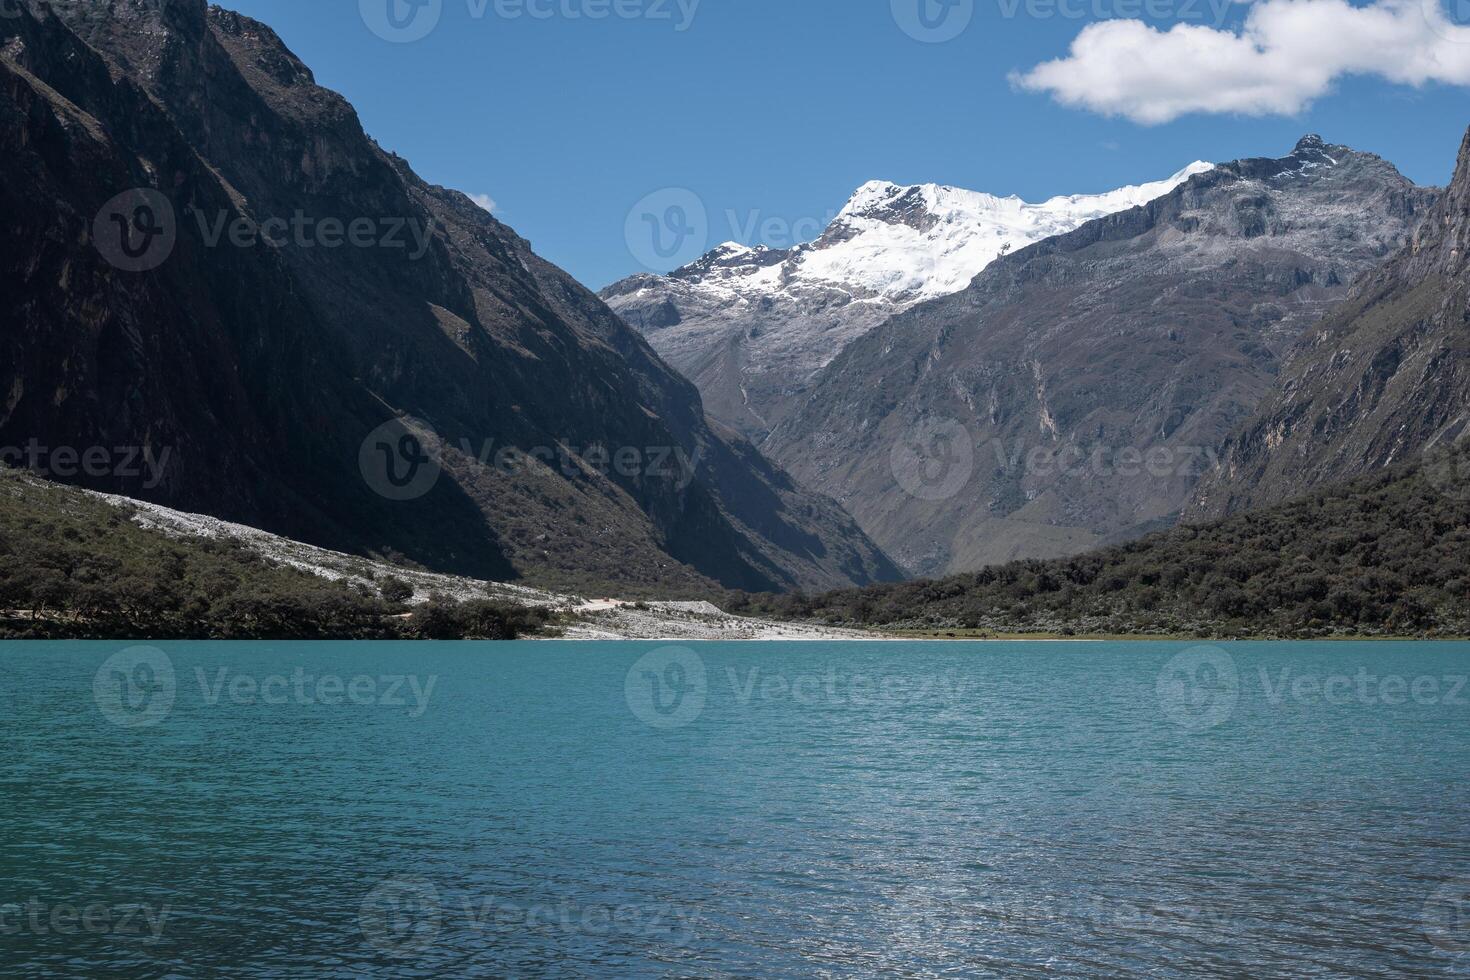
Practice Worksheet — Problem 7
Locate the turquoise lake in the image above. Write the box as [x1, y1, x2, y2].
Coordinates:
[3, 640, 1469, 976]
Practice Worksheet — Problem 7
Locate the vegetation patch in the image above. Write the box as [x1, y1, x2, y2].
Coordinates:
[729, 448, 1470, 640]
[0, 472, 554, 641]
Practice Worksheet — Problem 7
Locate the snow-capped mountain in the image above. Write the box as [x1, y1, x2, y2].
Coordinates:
[601, 162, 1214, 440]
[762, 136, 1438, 577]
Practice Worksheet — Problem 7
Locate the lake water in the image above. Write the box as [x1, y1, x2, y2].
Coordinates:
[3, 640, 1469, 977]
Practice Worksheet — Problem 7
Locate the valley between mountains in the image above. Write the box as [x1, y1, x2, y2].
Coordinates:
[1, 0, 1468, 640]
[614, 135, 1446, 579]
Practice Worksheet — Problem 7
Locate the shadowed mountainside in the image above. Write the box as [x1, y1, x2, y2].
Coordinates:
[0, 0, 900, 594]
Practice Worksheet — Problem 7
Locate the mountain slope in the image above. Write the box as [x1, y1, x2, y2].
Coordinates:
[760, 137, 1438, 577]
[0, 468, 866, 640]
[601, 163, 1211, 440]
[0, 0, 900, 594]
[734, 442, 1470, 640]
[1189, 127, 1470, 519]
[0, 470, 557, 640]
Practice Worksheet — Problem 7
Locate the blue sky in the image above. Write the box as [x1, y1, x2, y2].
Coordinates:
[228, 0, 1470, 289]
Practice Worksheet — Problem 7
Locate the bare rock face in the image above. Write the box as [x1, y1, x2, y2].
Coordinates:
[0, 0, 900, 593]
[601, 164, 1211, 442]
[758, 137, 1438, 577]
[1189, 128, 1470, 521]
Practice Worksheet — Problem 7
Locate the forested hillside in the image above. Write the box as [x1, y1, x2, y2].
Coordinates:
[732, 447, 1470, 639]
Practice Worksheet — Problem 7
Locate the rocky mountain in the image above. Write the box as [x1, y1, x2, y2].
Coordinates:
[601, 164, 1212, 441]
[0, 0, 900, 594]
[759, 137, 1438, 577]
[1189, 128, 1470, 520]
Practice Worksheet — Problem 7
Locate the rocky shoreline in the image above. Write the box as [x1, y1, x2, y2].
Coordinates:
[89, 484, 872, 641]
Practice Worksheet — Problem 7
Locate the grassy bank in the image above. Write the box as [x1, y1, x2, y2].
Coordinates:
[0, 471, 554, 641]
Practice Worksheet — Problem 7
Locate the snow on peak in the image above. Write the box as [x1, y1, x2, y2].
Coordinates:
[1033, 161, 1214, 215]
[1171, 160, 1218, 182]
[791, 161, 1213, 302]
[619, 160, 1215, 359]
[604, 159, 1218, 439]
[845, 180, 903, 209]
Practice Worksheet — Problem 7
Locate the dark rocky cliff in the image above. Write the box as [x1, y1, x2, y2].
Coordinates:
[0, 0, 900, 593]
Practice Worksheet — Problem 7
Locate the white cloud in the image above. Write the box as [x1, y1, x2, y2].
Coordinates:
[468, 193, 498, 213]
[1012, 0, 1470, 124]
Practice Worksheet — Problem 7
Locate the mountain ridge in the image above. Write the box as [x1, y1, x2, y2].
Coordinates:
[1188, 126, 1470, 519]
[0, 0, 901, 594]
[601, 162, 1212, 441]
[760, 135, 1439, 577]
